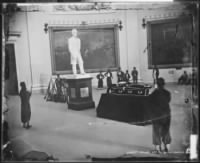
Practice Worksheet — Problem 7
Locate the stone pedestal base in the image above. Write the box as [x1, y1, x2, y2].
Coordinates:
[66, 74, 95, 110]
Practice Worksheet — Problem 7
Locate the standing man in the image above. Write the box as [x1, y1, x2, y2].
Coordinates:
[153, 65, 159, 86]
[117, 67, 124, 83]
[149, 78, 171, 154]
[55, 74, 63, 102]
[131, 67, 138, 84]
[104, 69, 113, 88]
[68, 28, 85, 75]
[124, 70, 131, 83]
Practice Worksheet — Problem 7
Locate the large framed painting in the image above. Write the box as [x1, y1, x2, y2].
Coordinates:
[49, 25, 120, 74]
[147, 16, 193, 69]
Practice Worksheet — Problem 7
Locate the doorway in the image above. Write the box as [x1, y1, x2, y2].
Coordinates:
[5, 43, 18, 95]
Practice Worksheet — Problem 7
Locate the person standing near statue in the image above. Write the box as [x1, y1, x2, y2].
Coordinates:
[68, 28, 85, 75]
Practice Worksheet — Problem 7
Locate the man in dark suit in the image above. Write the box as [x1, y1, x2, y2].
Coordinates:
[117, 67, 124, 83]
[104, 69, 113, 88]
[152, 65, 159, 85]
[96, 71, 104, 88]
[124, 70, 131, 83]
[131, 67, 138, 84]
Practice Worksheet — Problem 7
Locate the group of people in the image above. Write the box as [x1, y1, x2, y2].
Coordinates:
[96, 67, 139, 88]
[116, 67, 138, 84]
[7, 75, 197, 157]
[16, 67, 197, 157]
[3, 27, 197, 158]
[3, 78, 172, 159]
[96, 69, 113, 88]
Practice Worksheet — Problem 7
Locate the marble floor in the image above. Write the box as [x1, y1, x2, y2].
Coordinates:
[4, 83, 192, 161]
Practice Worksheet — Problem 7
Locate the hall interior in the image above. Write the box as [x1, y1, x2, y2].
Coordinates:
[2, 1, 198, 161]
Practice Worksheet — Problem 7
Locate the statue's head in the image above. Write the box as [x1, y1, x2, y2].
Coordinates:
[72, 28, 78, 37]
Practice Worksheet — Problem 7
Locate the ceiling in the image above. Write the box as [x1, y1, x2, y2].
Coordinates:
[3, 2, 194, 12]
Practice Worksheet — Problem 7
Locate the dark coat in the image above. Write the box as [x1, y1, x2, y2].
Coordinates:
[97, 74, 104, 88]
[104, 72, 113, 87]
[149, 88, 171, 123]
[19, 90, 31, 123]
[124, 73, 130, 82]
[117, 71, 124, 82]
[153, 68, 159, 80]
[131, 70, 138, 78]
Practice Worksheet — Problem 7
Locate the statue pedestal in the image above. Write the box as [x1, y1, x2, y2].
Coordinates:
[66, 74, 95, 110]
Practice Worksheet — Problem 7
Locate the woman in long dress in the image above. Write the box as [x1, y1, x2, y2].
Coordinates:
[19, 82, 32, 129]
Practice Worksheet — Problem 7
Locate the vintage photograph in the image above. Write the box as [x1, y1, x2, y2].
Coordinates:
[2, 0, 199, 162]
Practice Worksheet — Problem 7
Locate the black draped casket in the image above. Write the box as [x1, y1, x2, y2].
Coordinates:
[96, 84, 168, 125]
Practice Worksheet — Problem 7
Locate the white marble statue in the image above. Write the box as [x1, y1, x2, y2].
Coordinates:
[68, 28, 85, 75]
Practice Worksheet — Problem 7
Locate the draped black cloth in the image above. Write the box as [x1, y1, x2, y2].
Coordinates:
[96, 93, 170, 125]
